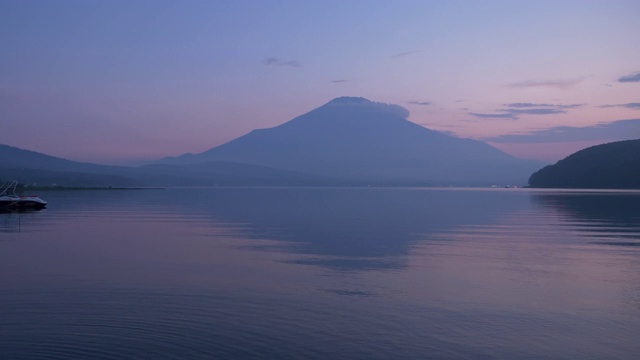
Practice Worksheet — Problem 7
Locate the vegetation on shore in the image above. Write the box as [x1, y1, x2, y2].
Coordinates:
[528, 139, 640, 189]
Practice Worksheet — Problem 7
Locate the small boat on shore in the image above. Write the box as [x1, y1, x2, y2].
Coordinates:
[0, 181, 47, 211]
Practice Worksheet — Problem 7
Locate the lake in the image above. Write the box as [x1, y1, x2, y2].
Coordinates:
[1, 187, 639, 359]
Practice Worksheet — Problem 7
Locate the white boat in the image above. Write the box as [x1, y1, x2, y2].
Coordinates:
[0, 181, 47, 210]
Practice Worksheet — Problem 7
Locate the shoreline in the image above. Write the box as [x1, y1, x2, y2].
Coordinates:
[20, 186, 165, 191]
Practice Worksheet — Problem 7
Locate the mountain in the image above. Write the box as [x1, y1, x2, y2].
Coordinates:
[0, 144, 329, 187]
[0, 143, 123, 173]
[528, 139, 640, 189]
[135, 162, 334, 186]
[0, 144, 138, 186]
[159, 97, 543, 185]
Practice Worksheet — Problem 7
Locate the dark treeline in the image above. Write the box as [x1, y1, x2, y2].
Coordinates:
[529, 139, 640, 189]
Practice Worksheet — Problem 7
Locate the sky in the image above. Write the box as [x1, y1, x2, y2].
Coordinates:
[1, 0, 639, 165]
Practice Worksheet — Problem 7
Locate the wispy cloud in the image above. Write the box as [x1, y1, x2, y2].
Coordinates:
[485, 118, 640, 144]
[391, 50, 420, 58]
[407, 101, 431, 106]
[469, 112, 518, 120]
[504, 102, 583, 109]
[470, 102, 582, 120]
[330, 79, 349, 83]
[505, 108, 566, 115]
[506, 103, 555, 108]
[600, 102, 640, 110]
[263, 57, 301, 67]
[618, 71, 640, 83]
[507, 78, 585, 89]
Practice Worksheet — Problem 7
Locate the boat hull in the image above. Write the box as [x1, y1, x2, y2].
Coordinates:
[0, 181, 47, 212]
[0, 197, 47, 211]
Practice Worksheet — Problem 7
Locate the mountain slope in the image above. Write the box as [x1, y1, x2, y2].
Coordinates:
[0, 144, 138, 186]
[0, 144, 128, 174]
[528, 139, 640, 189]
[160, 97, 543, 185]
[136, 161, 335, 186]
[0, 144, 329, 187]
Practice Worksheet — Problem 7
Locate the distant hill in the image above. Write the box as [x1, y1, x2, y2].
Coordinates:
[159, 97, 543, 185]
[528, 139, 640, 189]
[0, 143, 124, 173]
[0, 144, 329, 187]
[0, 144, 138, 186]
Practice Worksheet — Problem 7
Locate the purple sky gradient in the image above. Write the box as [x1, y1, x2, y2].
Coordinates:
[2, 0, 639, 164]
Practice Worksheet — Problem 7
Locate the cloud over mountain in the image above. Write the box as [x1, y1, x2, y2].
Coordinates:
[326, 97, 410, 119]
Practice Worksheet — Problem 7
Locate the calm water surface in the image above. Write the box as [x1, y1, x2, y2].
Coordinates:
[1, 188, 639, 359]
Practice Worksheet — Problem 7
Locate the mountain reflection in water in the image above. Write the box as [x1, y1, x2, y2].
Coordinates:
[1, 188, 640, 359]
[150, 187, 529, 271]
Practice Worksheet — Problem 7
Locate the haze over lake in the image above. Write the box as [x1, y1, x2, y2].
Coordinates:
[2, 188, 639, 359]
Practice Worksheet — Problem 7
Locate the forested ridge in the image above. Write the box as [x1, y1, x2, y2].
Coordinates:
[529, 140, 640, 189]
